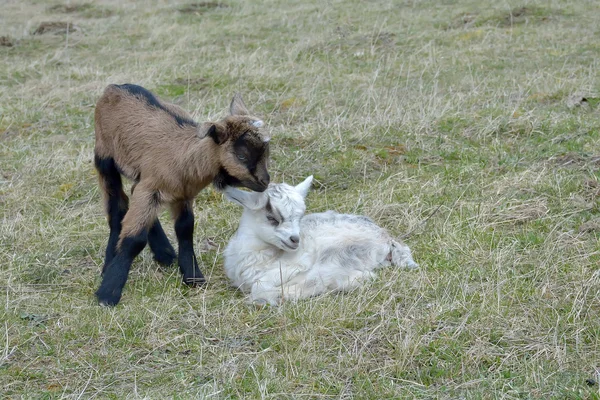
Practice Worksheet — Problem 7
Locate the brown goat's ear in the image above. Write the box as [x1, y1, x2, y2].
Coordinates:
[207, 123, 228, 144]
[230, 93, 249, 116]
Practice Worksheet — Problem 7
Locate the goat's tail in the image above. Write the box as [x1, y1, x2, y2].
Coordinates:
[389, 239, 418, 269]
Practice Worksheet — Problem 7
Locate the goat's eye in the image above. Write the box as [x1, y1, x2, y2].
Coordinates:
[236, 154, 247, 162]
[266, 215, 279, 226]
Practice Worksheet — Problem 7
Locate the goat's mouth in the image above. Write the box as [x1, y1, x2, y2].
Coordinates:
[240, 179, 269, 193]
[280, 240, 299, 251]
[213, 169, 269, 192]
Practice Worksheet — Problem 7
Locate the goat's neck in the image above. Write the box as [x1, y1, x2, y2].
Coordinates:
[182, 124, 220, 183]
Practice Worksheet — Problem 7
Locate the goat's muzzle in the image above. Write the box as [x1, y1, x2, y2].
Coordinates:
[252, 173, 270, 192]
[281, 239, 299, 251]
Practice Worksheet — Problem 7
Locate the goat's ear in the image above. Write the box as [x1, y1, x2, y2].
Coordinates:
[224, 187, 268, 210]
[230, 93, 249, 116]
[295, 175, 313, 198]
[207, 123, 228, 145]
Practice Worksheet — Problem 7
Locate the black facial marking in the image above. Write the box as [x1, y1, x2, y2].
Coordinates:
[233, 133, 268, 173]
[207, 124, 221, 144]
[212, 168, 242, 191]
[117, 84, 198, 128]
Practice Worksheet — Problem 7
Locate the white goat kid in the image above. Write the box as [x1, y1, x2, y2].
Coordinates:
[223, 176, 418, 305]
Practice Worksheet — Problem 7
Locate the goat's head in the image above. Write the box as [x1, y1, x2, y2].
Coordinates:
[209, 94, 270, 192]
[225, 176, 313, 251]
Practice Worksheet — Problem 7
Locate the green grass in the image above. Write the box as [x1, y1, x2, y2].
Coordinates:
[1, 0, 600, 398]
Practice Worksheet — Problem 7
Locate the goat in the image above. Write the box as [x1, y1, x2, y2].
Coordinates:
[94, 83, 270, 306]
[223, 176, 418, 305]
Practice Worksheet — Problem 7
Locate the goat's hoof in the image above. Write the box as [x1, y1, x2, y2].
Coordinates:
[96, 287, 121, 307]
[96, 290, 121, 307]
[183, 276, 206, 287]
[250, 295, 281, 307]
[153, 250, 177, 267]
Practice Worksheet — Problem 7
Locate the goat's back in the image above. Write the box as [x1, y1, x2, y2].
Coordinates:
[94, 84, 206, 186]
[297, 211, 393, 271]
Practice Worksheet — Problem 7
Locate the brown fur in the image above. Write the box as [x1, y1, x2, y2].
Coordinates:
[95, 84, 269, 244]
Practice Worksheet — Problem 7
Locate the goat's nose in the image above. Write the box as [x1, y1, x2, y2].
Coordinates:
[289, 235, 300, 244]
[260, 174, 270, 186]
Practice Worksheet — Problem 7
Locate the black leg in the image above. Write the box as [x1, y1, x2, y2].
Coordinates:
[94, 155, 128, 273]
[95, 182, 161, 307]
[148, 219, 176, 266]
[104, 205, 128, 272]
[95, 232, 147, 306]
[173, 201, 205, 286]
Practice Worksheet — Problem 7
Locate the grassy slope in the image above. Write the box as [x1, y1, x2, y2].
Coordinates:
[1, 0, 599, 398]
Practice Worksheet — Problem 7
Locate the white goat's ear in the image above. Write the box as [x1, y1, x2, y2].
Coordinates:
[224, 187, 267, 210]
[294, 175, 313, 198]
[230, 93, 249, 116]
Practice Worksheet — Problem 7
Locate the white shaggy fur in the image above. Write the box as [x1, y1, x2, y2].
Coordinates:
[223, 176, 418, 305]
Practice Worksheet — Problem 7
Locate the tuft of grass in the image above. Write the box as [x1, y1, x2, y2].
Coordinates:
[1, 0, 600, 398]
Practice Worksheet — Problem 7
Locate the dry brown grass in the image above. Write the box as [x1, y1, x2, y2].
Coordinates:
[1, 0, 600, 398]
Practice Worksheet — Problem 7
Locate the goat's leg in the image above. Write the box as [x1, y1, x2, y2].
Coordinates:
[281, 281, 321, 302]
[95, 185, 160, 306]
[389, 240, 418, 269]
[171, 200, 205, 286]
[131, 182, 176, 267]
[249, 268, 304, 305]
[250, 281, 281, 306]
[94, 155, 128, 273]
[147, 219, 176, 266]
[285, 268, 373, 301]
[333, 269, 375, 292]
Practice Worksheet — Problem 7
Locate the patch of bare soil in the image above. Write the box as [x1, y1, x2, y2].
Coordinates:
[370, 32, 396, 47]
[579, 218, 600, 233]
[446, 13, 479, 29]
[583, 179, 600, 198]
[567, 93, 600, 109]
[177, 2, 228, 14]
[47, 3, 113, 18]
[0, 36, 14, 47]
[446, 6, 559, 30]
[33, 22, 80, 35]
[47, 4, 91, 13]
[549, 153, 600, 168]
[499, 6, 555, 27]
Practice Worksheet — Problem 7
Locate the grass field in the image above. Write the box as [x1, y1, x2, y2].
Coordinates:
[1, 0, 600, 398]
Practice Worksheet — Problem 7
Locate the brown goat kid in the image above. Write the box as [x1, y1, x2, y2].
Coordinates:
[94, 84, 270, 306]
